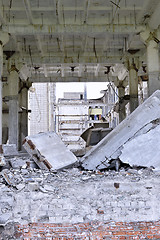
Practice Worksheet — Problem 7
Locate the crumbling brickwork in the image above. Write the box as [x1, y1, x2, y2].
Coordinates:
[15, 221, 160, 239]
[1, 167, 160, 239]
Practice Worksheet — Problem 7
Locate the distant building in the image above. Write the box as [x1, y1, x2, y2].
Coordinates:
[29, 83, 56, 135]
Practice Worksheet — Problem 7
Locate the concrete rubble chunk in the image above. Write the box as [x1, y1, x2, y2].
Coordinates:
[23, 131, 77, 171]
[3, 144, 19, 157]
[0, 155, 6, 167]
[81, 90, 160, 170]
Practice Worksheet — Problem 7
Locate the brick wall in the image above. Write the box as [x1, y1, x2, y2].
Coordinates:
[1, 169, 160, 239]
[15, 221, 160, 239]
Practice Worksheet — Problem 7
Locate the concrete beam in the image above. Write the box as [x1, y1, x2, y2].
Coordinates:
[30, 76, 109, 83]
[22, 0, 34, 24]
[2, 24, 145, 35]
[2, 6, 143, 12]
[148, 2, 160, 30]
[12, 50, 144, 65]
[137, 0, 159, 23]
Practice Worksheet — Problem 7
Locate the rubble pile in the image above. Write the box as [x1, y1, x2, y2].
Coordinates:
[0, 164, 160, 228]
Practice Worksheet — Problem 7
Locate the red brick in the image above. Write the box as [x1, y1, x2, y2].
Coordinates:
[14, 221, 160, 240]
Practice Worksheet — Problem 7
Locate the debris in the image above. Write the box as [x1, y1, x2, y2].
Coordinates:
[81, 91, 160, 170]
[1, 169, 22, 187]
[28, 182, 39, 191]
[8, 157, 26, 169]
[23, 132, 77, 171]
[1, 169, 15, 186]
[114, 183, 120, 189]
[0, 155, 6, 167]
[81, 127, 112, 147]
[3, 144, 19, 157]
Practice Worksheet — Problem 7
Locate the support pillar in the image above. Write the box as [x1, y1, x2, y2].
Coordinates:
[19, 81, 31, 149]
[8, 67, 19, 148]
[0, 45, 3, 154]
[147, 40, 160, 96]
[114, 77, 128, 123]
[118, 86, 126, 123]
[48, 83, 56, 132]
[129, 60, 138, 113]
[0, 33, 9, 157]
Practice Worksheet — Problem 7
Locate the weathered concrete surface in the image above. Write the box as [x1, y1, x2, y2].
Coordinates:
[120, 123, 160, 169]
[23, 132, 77, 170]
[0, 167, 160, 226]
[81, 90, 160, 170]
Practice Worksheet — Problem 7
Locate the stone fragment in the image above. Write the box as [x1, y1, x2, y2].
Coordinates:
[0, 213, 12, 226]
[28, 182, 39, 191]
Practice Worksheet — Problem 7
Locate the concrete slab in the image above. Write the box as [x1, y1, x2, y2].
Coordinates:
[23, 132, 77, 170]
[81, 90, 160, 170]
[120, 123, 160, 169]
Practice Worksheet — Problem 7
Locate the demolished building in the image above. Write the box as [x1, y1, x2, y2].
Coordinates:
[0, 0, 160, 239]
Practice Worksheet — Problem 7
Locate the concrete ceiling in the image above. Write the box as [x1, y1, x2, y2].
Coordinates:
[1, 0, 160, 82]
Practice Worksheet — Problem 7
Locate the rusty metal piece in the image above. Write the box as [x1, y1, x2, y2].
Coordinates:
[43, 159, 52, 170]
[1, 170, 14, 186]
[27, 140, 35, 150]
[0, 145, 3, 154]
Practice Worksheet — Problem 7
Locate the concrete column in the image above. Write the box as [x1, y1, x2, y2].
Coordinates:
[19, 83, 30, 149]
[114, 77, 128, 123]
[147, 40, 160, 96]
[129, 61, 138, 113]
[0, 33, 9, 156]
[0, 45, 3, 154]
[8, 68, 19, 148]
[48, 83, 56, 131]
[118, 86, 126, 123]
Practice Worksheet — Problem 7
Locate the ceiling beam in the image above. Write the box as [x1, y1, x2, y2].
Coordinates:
[12, 51, 144, 65]
[2, 6, 143, 12]
[78, 64, 83, 77]
[43, 64, 48, 77]
[0, 0, 6, 25]
[83, 0, 90, 24]
[35, 35, 44, 56]
[137, 0, 159, 24]
[95, 64, 100, 77]
[148, 1, 160, 29]
[22, 0, 34, 24]
[61, 64, 65, 77]
[30, 75, 109, 83]
[2, 24, 145, 35]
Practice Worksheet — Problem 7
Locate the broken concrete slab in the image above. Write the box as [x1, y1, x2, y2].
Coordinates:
[120, 123, 160, 169]
[81, 90, 160, 170]
[23, 132, 77, 170]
